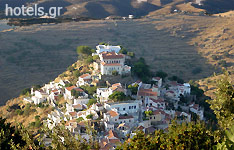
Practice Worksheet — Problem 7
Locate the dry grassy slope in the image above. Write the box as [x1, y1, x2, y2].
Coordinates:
[0, 96, 53, 129]
[147, 13, 234, 97]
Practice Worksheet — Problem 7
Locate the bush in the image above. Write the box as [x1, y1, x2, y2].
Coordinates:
[128, 84, 139, 95]
[168, 76, 184, 84]
[80, 85, 97, 95]
[86, 114, 93, 119]
[218, 60, 227, 67]
[87, 99, 97, 107]
[119, 48, 128, 54]
[67, 66, 75, 72]
[85, 56, 94, 64]
[155, 71, 168, 79]
[109, 91, 126, 102]
[20, 88, 31, 96]
[211, 55, 220, 60]
[132, 57, 151, 80]
[15, 109, 23, 115]
[77, 46, 92, 55]
[112, 70, 119, 76]
[76, 117, 84, 123]
[127, 52, 135, 57]
[73, 70, 81, 78]
[93, 55, 99, 61]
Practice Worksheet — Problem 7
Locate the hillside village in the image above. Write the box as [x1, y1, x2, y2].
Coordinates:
[21, 44, 205, 149]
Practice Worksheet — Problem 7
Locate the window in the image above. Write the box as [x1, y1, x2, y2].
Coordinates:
[134, 106, 136, 109]
[150, 117, 152, 119]
[129, 106, 131, 109]
[129, 120, 131, 122]
[154, 117, 155, 119]
[123, 108, 125, 111]
[115, 119, 117, 121]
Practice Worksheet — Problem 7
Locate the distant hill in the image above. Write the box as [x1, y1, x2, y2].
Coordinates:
[194, 0, 234, 14]
[0, 0, 160, 18]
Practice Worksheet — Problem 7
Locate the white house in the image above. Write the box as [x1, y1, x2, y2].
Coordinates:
[117, 123, 130, 136]
[99, 52, 131, 75]
[189, 103, 204, 120]
[152, 77, 162, 88]
[104, 100, 141, 115]
[118, 115, 134, 124]
[97, 83, 125, 102]
[32, 90, 48, 104]
[103, 109, 119, 123]
[76, 73, 92, 86]
[96, 45, 121, 54]
[64, 86, 87, 100]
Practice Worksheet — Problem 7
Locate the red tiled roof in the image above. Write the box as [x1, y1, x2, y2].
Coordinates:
[112, 83, 121, 87]
[151, 98, 164, 103]
[102, 52, 124, 59]
[152, 109, 165, 115]
[73, 104, 82, 109]
[152, 77, 161, 81]
[101, 62, 122, 66]
[108, 110, 118, 117]
[79, 73, 91, 78]
[107, 130, 119, 139]
[69, 112, 77, 117]
[66, 86, 84, 92]
[66, 86, 76, 91]
[138, 89, 157, 96]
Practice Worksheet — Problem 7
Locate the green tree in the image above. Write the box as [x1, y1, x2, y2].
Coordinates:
[76, 117, 84, 123]
[108, 91, 126, 102]
[118, 121, 216, 150]
[214, 125, 234, 150]
[0, 117, 40, 149]
[207, 74, 234, 130]
[128, 84, 139, 95]
[87, 99, 97, 107]
[132, 57, 151, 82]
[119, 48, 128, 54]
[80, 85, 97, 95]
[71, 89, 81, 98]
[77, 46, 92, 55]
[42, 124, 99, 149]
[86, 114, 93, 119]
[20, 88, 31, 96]
[155, 71, 168, 80]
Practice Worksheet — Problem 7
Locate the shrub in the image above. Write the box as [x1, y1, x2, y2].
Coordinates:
[76, 117, 84, 123]
[218, 60, 227, 67]
[87, 99, 97, 107]
[20, 88, 31, 96]
[86, 114, 93, 119]
[93, 55, 99, 61]
[211, 55, 220, 60]
[77, 46, 92, 55]
[112, 70, 119, 76]
[109, 91, 126, 102]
